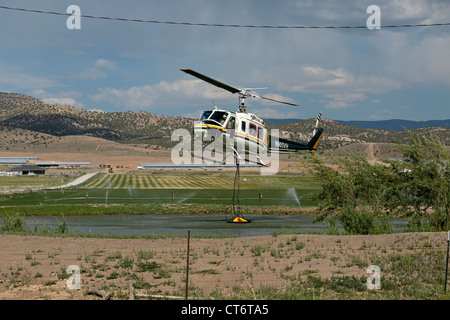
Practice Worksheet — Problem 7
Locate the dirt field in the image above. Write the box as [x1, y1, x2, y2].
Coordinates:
[0, 232, 447, 300]
[0, 145, 304, 174]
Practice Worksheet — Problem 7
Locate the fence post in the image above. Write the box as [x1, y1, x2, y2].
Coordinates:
[185, 230, 190, 299]
[445, 231, 450, 293]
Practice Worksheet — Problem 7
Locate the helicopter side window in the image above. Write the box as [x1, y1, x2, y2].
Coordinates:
[258, 127, 265, 140]
[241, 121, 247, 133]
[249, 123, 257, 137]
[199, 111, 212, 121]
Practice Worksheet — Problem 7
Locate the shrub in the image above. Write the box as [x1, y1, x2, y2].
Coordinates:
[1, 215, 26, 232]
[338, 207, 374, 235]
[337, 207, 394, 235]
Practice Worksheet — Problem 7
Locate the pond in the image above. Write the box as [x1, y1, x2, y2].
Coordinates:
[20, 214, 409, 238]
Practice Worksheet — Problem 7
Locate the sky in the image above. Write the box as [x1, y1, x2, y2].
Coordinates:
[0, 0, 449, 121]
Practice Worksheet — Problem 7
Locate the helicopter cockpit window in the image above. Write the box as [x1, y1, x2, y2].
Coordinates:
[199, 111, 212, 121]
[207, 111, 228, 126]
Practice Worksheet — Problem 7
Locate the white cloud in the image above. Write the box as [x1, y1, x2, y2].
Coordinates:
[91, 79, 232, 110]
[275, 65, 403, 109]
[43, 97, 85, 108]
[31, 89, 83, 99]
[324, 93, 366, 109]
[31, 89, 85, 109]
[403, 35, 450, 85]
[67, 59, 118, 80]
[247, 107, 301, 119]
[88, 108, 106, 113]
[282, 65, 402, 95]
[94, 59, 118, 70]
[385, 0, 450, 23]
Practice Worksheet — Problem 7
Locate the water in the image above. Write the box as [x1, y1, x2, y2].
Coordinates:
[20, 214, 409, 238]
[285, 188, 300, 206]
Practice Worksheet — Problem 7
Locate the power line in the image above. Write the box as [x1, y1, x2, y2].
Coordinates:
[0, 5, 450, 29]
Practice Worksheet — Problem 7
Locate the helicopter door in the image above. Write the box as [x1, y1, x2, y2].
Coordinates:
[226, 116, 235, 129]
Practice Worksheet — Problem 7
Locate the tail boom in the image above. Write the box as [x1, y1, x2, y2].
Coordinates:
[269, 127, 323, 153]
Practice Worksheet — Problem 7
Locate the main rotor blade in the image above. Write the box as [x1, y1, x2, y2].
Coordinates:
[260, 95, 298, 106]
[180, 69, 240, 94]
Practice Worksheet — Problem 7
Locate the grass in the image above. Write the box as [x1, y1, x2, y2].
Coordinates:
[0, 172, 322, 216]
[80, 172, 320, 191]
[0, 176, 73, 188]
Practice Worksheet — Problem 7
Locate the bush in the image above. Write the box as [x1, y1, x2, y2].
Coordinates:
[338, 207, 374, 235]
[337, 207, 393, 235]
[405, 212, 441, 232]
[1, 215, 26, 232]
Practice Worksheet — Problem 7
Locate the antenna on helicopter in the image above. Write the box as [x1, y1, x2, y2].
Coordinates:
[181, 68, 298, 113]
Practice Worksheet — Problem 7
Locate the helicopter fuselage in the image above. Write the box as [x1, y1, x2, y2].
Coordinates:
[194, 108, 269, 158]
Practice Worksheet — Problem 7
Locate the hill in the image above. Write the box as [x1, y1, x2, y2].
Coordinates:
[0, 92, 194, 148]
[269, 118, 450, 151]
[336, 119, 450, 130]
[1, 92, 449, 158]
[265, 118, 450, 130]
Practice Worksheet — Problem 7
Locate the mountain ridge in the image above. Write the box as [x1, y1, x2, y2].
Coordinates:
[264, 118, 450, 130]
[1, 92, 449, 151]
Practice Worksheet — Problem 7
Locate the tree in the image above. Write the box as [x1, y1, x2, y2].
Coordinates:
[306, 151, 391, 213]
[384, 131, 449, 230]
[306, 130, 449, 232]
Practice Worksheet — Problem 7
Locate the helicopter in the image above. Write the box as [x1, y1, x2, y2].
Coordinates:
[180, 68, 324, 223]
[180, 68, 324, 165]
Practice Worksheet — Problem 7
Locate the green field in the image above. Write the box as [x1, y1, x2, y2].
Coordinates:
[0, 172, 322, 215]
[0, 176, 73, 188]
[81, 172, 317, 190]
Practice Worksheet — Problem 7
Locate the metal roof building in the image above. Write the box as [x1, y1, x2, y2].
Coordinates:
[35, 162, 91, 167]
[0, 157, 38, 165]
[139, 163, 260, 170]
[9, 164, 46, 175]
